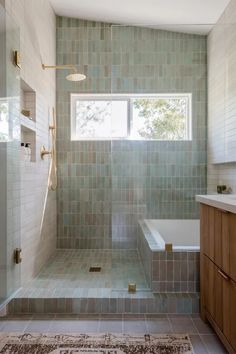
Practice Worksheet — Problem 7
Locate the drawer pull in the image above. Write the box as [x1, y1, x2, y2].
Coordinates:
[217, 269, 229, 281]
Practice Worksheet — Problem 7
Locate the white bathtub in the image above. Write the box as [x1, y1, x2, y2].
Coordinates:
[144, 219, 200, 251]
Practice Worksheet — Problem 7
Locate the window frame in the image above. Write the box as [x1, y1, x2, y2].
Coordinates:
[70, 93, 192, 141]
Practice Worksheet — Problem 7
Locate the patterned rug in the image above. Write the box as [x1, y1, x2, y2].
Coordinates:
[0, 332, 194, 353]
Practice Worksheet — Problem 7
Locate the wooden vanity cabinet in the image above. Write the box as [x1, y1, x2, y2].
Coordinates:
[200, 204, 236, 282]
[200, 204, 236, 353]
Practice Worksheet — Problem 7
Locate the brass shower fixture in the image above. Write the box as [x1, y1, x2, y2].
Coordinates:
[13, 50, 21, 68]
[42, 64, 86, 81]
[40, 145, 51, 159]
[14, 248, 22, 264]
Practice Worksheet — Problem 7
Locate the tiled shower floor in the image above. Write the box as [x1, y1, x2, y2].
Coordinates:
[12, 249, 200, 315]
[16, 249, 150, 298]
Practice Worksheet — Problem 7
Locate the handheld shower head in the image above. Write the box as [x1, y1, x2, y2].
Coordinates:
[42, 64, 86, 82]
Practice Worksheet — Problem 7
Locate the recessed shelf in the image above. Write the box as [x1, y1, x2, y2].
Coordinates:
[21, 114, 36, 132]
[20, 79, 36, 122]
[21, 125, 36, 163]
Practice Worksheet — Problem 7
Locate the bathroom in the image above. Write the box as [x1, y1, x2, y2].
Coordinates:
[0, 0, 235, 353]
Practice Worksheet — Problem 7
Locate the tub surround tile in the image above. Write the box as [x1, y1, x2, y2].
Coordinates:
[138, 221, 200, 293]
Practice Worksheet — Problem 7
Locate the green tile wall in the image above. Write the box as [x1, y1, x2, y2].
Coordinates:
[56, 17, 207, 249]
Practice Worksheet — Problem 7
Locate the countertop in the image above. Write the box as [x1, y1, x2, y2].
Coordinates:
[196, 194, 236, 213]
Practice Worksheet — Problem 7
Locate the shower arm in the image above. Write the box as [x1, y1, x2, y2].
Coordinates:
[42, 64, 77, 73]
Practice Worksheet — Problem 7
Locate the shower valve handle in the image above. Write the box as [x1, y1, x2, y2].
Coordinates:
[40, 145, 51, 159]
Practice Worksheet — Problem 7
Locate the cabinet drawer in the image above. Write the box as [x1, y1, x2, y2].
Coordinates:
[222, 276, 236, 352]
[200, 204, 236, 282]
[203, 255, 236, 351]
[203, 256, 223, 330]
[228, 213, 236, 283]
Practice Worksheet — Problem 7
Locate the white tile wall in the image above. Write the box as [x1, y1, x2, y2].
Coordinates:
[207, 0, 236, 193]
[5, 0, 57, 284]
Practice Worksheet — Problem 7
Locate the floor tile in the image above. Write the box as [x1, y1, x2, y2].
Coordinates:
[123, 320, 147, 333]
[0, 320, 29, 332]
[189, 334, 208, 354]
[99, 320, 123, 333]
[200, 334, 228, 354]
[168, 315, 197, 334]
[192, 316, 214, 335]
[0, 315, 230, 354]
[25, 320, 52, 332]
[48, 320, 100, 333]
[146, 318, 172, 334]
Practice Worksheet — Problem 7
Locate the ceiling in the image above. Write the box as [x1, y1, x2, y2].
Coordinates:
[50, 0, 230, 34]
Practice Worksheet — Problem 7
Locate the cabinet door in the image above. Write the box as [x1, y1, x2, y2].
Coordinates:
[229, 280, 236, 352]
[200, 204, 236, 282]
[200, 204, 222, 263]
[228, 213, 236, 283]
[217, 210, 236, 282]
[203, 255, 215, 318]
[200, 204, 215, 261]
[203, 256, 223, 329]
[221, 276, 236, 352]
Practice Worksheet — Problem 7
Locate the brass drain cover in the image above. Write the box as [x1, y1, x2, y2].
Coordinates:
[89, 266, 101, 272]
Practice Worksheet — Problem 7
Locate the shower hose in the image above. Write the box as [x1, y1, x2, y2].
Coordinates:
[48, 107, 57, 191]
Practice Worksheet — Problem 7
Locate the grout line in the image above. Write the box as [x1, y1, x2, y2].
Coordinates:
[190, 315, 199, 335]
[199, 334, 224, 354]
[167, 314, 174, 333]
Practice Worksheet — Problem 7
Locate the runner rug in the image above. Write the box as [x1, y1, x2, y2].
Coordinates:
[0, 332, 194, 353]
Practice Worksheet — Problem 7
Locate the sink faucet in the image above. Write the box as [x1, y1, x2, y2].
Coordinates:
[222, 187, 232, 194]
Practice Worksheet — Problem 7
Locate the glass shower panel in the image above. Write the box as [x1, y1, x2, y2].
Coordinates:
[0, 4, 21, 307]
[110, 24, 208, 292]
[111, 26, 149, 291]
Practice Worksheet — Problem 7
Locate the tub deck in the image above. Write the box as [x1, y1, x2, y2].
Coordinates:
[138, 220, 200, 294]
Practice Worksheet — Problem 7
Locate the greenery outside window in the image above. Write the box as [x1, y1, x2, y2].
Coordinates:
[71, 93, 192, 141]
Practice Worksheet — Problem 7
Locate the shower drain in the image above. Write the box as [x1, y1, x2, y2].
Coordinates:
[89, 266, 101, 272]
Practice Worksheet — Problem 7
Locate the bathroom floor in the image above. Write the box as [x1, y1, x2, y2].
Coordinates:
[0, 315, 227, 354]
[17, 249, 149, 298]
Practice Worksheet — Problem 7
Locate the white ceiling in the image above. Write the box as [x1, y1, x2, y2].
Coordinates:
[50, 0, 230, 34]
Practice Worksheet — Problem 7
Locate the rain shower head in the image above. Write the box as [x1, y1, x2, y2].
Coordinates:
[42, 64, 86, 82]
[66, 73, 86, 81]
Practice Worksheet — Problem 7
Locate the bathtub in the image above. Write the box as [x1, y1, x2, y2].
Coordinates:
[144, 219, 200, 251]
[138, 219, 200, 293]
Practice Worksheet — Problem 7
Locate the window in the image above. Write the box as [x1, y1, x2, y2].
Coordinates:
[71, 94, 192, 141]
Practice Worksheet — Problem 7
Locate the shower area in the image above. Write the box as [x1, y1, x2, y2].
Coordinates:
[1, 12, 207, 314]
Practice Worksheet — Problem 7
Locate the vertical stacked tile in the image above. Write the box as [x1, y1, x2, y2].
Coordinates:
[138, 221, 200, 293]
[111, 26, 207, 248]
[56, 18, 207, 250]
[4, 0, 57, 284]
[57, 18, 113, 248]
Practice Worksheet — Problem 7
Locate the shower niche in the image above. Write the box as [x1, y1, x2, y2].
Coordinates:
[20, 79, 36, 162]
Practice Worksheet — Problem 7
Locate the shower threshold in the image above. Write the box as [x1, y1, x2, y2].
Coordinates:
[8, 250, 199, 315]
